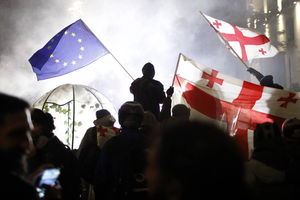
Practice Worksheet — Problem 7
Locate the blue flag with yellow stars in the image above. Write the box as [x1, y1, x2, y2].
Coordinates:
[29, 19, 109, 80]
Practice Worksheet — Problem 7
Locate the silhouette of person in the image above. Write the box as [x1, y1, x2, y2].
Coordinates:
[130, 62, 173, 119]
[94, 101, 148, 200]
[29, 108, 81, 200]
[0, 93, 39, 200]
[77, 109, 118, 200]
[281, 118, 300, 199]
[146, 120, 249, 200]
[245, 122, 291, 200]
[77, 109, 118, 158]
[247, 67, 283, 89]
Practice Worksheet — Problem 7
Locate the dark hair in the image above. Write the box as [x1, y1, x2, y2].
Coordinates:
[31, 108, 55, 137]
[156, 120, 245, 199]
[172, 104, 190, 117]
[253, 122, 281, 148]
[0, 93, 29, 126]
[260, 75, 274, 86]
[252, 122, 288, 170]
[142, 62, 155, 79]
[118, 101, 144, 128]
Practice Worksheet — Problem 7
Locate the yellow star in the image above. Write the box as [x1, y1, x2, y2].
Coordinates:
[55, 59, 60, 63]
[80, 46, 85, 51]
[49, 54, 54, 58]
[78, 55, 83, 59]
[77, 38, 82, 43]
[63, 62, 68, 66]
[47, 46, 52, 50]
[64, 31, 68, 35]
[51, 39, 55, 42]
[71, 60, 76, 65]
[71, 33, 76, 37]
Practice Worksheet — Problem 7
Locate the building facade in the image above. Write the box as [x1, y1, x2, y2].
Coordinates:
[247, 0, 300, 91]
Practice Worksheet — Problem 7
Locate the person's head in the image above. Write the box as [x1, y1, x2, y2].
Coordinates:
[272, 83, 284, 89]
[118, 101, 144, 129]
[259, 75, 274, 87]
[253, 122, 282, 149]
[0, 93, 33, 172]
[93, 109, 116, 127]
[282, 118, 300, 143]
[31, 109, 55, 137]
[142, 62, 155, 79]
[146, 120, 245, 200]
[141, 111, 159, 140]
[252, 122, 288, 170]
[172, 104, 190, 120]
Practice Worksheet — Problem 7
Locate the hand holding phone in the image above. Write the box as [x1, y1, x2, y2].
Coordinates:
[38, 168, 60, 187]
[36, 168, 61, 198]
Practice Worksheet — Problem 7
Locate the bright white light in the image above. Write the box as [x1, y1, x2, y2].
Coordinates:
[277, 0, 282, 12]
[263, 0, 268, 14]
[68, 0, 84, 17]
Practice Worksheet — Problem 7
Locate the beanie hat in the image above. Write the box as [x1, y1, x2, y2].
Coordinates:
[260, 75, 274, 86]
[142, 62, 155, 79]
[118, 101, 144, 128]
[96, 109, 110, 119]
[94, 109, 115, 127]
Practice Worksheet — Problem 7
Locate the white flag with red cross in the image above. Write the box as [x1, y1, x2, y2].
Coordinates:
[172, 54, 300, 159]
[201, 13, 278, 61]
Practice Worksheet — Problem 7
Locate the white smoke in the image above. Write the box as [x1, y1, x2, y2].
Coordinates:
[0, 0, 252, 109]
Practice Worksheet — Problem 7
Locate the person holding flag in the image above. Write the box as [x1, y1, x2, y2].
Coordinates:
[171, 53, 300, 160]
[247, 67, 283, 89]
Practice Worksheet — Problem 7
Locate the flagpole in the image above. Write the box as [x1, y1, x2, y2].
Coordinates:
[106, 50, 135, 81]
[172, 53, 182, 86]
[199, 11, 250, 70]
[82, 20, 135, 81]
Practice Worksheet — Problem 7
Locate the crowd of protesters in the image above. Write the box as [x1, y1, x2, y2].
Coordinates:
[0, 62, 299, 200]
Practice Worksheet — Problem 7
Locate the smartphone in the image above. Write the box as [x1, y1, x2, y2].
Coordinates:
[38, 168, 61, 186]
[36, 168, 61, 198]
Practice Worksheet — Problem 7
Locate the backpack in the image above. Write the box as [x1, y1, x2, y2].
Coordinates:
[95, 130, 148, 200]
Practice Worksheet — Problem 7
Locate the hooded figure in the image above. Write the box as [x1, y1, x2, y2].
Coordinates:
[130, 62, 172, 119]
[93, 109, 119, 149]
[77, 109, 118, 157]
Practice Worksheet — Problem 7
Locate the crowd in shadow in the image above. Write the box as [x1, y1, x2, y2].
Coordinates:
[0, 63, 299, 200]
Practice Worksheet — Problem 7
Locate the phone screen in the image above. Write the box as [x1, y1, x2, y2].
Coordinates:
[38, 168, 60, 186]
[36, 168, 60, 198]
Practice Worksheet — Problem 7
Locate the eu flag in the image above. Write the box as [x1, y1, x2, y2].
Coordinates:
[29, 19, 109, 80]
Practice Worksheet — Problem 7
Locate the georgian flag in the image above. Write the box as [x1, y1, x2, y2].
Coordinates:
[172, 54, 300, 159]
[201, 13, 278, 61]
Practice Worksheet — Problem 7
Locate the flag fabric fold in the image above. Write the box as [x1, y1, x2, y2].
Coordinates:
[172, 53, 300, 159]
[201, 13, 278, 61]
[29, 19, 109, 80]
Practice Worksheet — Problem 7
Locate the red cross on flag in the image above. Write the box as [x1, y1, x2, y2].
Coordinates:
[201, 13, 278, 61]
[172, 54, 300, 160]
